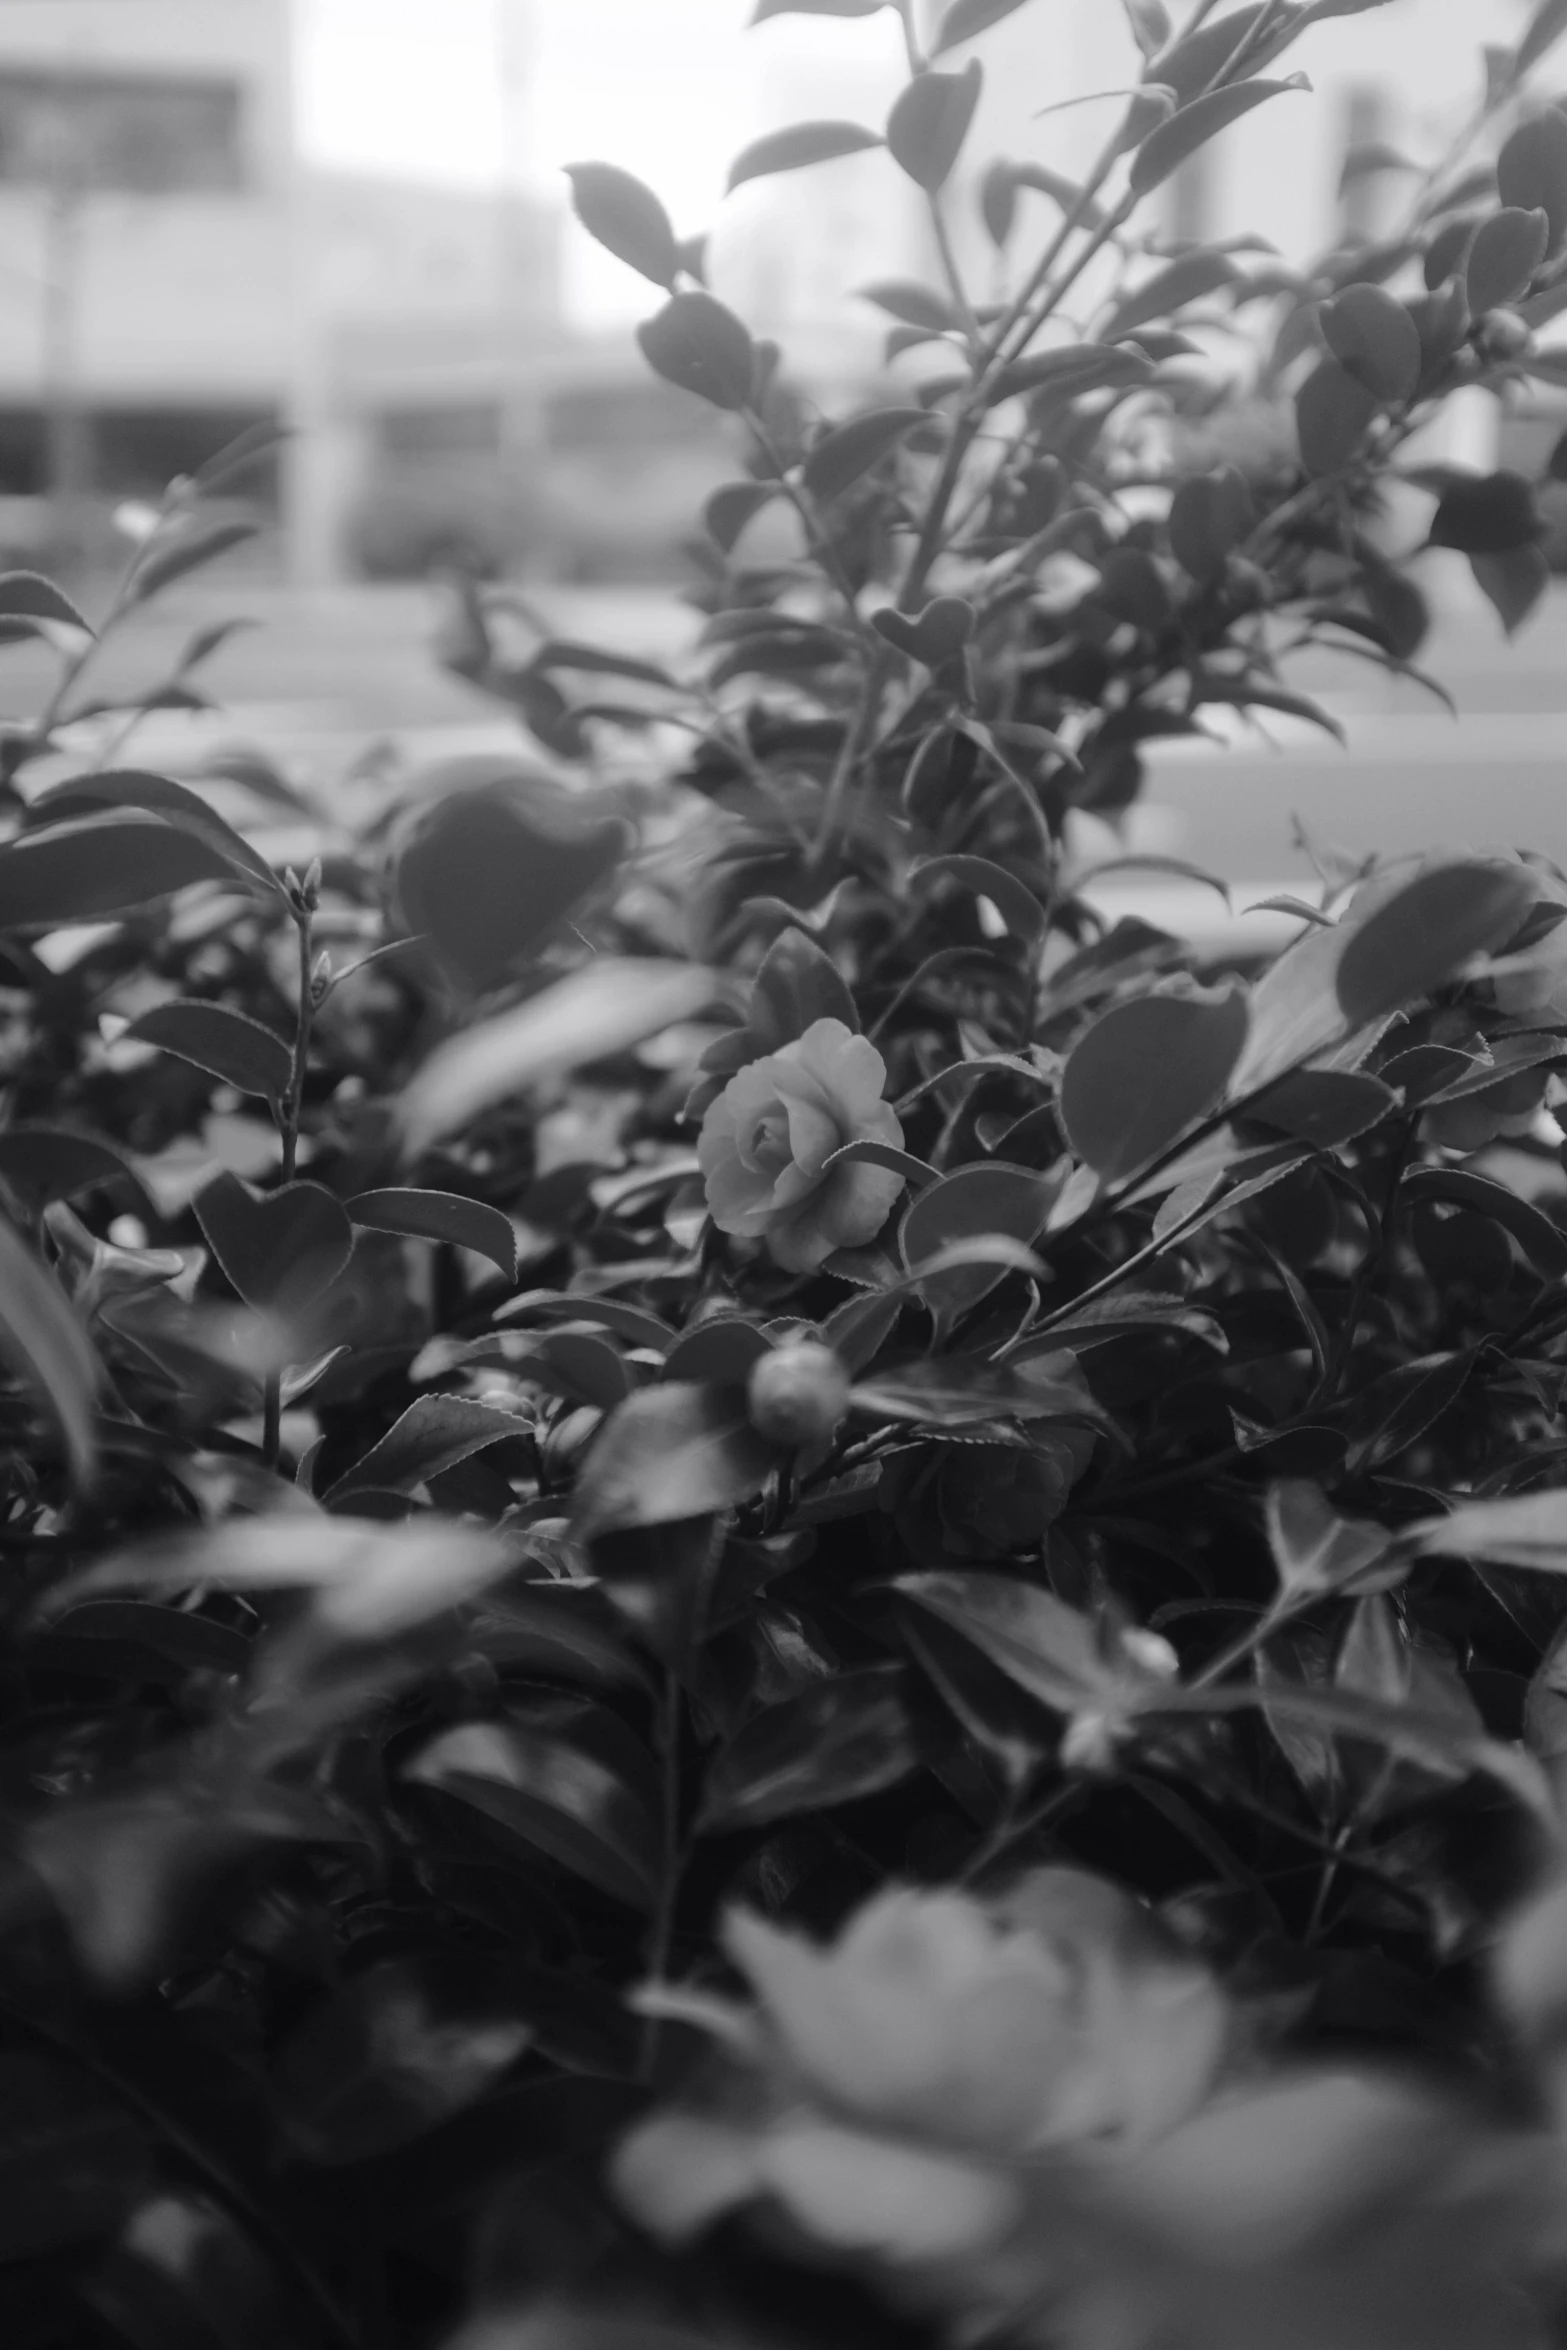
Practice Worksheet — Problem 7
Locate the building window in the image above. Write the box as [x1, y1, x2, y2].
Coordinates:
[0, 73, 246, 195]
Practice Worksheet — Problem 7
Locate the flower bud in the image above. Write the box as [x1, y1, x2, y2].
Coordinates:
[747, 1342, 851, 1449]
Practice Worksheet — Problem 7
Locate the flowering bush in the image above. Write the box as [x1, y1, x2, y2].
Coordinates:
[7, 5, 1567, 2350]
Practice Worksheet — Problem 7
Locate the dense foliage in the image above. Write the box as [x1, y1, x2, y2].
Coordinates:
[11, 1, 1567, 2344]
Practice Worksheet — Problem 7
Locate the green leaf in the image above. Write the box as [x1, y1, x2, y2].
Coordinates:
[397, 960, 716, 1155]
[1122, 0, 1172, 57]
[704, 479, 779, 551]
[1318, 283, 1421, 401]
[872, 596, 976, 664]
[909, 853, 1047, 943]
[393, 770, 631, 995]
[193, 1174, 355, 1315]
[1428, 470, 1540, 555]
[637, 291, 757, 410]
[1248, 1067, 1398, 1147]
[1148, 5, 1281, 105]
[274, 1954, 533, 2165]
[899, 1162, 1055, 1332]
[932, 0, 1035, 50]
[727, 120, 883, 190]
[1168, 466, 1255, 582]
[1334, 861, 1537, 1022]
[127, 517, 258, 604]
[406, 1708, 662, 1909]
[1295, 356, 1380, 476]
[1129, 76, 1308, 196]
[1472, 543, 1551, 636]
[895, 1570, 1147, 1720]
[1266, 1481, 1403, 1599]
[747, 923, 859, 1048]
[822, 1139, 937, 1192]
[325, 1394, 526, 1504]
[530, 638, 679, 691]
[0, 1125, 145, 1213]
[1518, 0, 1567, 75]
[514, 1328, 634, 1412]
[564, 162, 679, 288]
[573, 1382, 784, 1538]
[0, 814, 235, 928]
[1060, 984, 1249, 1182]
[1466, 206, 1550, 312]
[801, 406, 929, 504]
[698, 1669, 916, 1830]
[346, 1187, 517, 1278]
[1401, 1164, 1567, 1276]
[988, 343, 1154, 404]
[858, 277, 965, 331]
[28, 768, 284, 898]
[125, 1000, 293, 1102]
[1104, 250, 1238, 341]
[1499, 112, 1567, 247]
[0, 1215, 98, 1487]
[886, 60, 983, 191]
[0, 570, 92, 634]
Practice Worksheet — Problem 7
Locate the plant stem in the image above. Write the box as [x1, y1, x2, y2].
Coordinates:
[262, 896, 317, 1471]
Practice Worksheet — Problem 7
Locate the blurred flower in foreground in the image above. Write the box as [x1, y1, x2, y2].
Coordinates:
[613, 1871, 1226, 2269]
[614, 1872, 1561, 2350]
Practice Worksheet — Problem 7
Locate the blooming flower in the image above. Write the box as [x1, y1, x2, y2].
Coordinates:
[697, 1017, 905, 1273]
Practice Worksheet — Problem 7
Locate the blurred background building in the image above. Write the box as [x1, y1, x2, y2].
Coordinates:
[0, 0, 1542, 586]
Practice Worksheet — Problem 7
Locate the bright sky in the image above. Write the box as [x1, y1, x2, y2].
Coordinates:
[296, 0, 904, 321]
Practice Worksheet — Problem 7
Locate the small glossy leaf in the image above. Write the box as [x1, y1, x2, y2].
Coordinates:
[1428, 470, 1540, 555]
[128, 518, 257, 603]
[1149, 5, 1279, 105]
[1334, 861, 1536, 1022]
[1472, 543, 1551, 636]
[28, 768, 283, 898]
[637, 292, 757, 410]
[704, 479, 778, 550]
[822, 1139, 936, 1192]
[517, 1329, 633, 1412]
[661, 1318, 774, 1385]
[574, 1382, 784, 1537]
[325, 1395, 526, 1503]
[1248, 1067, 1397, 1146]
[406, 1711, 661, 1909]
[500, 1291, 675, 1353]
[1296, 357, 1380, 477]
[0, 570, 92, 633]
[347, 1187, 517, 1278]
[886, 61, 983, 192]
[1518, 0, 1567, 75]
[1411, 1488, 1567, 1572]
[727, 121, 883, 190]
[1105, 250, 1238, 341]
[698, 1669, 916, 1829]
[1129, 77, 1308, 196]
[1402, 1164, 1567, 1276]
[859, 277, 964, 331]
[1319, 283, 1421, 401]
[1266, 1481, 1402, 1599]
[748, 924, 859, 1048]
[0, 1126, 144, 1212]
[398, 961, 716, 1154]
[394, 771, 630, 994]
[1167, 467, 1255, 583]
[1499, 111, 1567, 247]
[896, 1571, 1139, 1719]
[564, 162, 679, 288]
[932, 0, 1034, 49]
[125, 1001, 292, 1101]
[0, 815, 234, 929]
[900, 1162, 1054, 1330]
[910, 854, 1047, 942]
[0, 1216, 97, 1486]
[193, 1174, 354, 1315]
[989, 344, 1154, 404]
[1060, 984, 1249, 1182]
[1466, 206, 1550, 312]
[802, 407, 928, 505]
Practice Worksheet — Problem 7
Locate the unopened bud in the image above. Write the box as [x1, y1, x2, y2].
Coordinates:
[747, 1341, 851, 1449]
